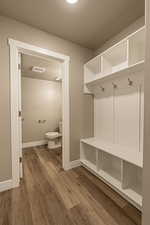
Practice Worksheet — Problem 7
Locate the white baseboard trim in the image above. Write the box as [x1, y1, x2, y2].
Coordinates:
[68, 160, 81, 170]
[0, 179, 13, 192]
[23, 140, 47, 148]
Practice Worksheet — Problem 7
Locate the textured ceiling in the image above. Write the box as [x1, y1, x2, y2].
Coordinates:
[0, 0, 145, 49]
[21, 54, 62, 81]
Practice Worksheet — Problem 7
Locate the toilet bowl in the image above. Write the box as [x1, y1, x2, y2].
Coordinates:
[45, 132, 60, 140]
[45, 122, 62, 149]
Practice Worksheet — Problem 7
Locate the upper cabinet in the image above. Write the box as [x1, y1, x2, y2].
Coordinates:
[84, 26, 145, 93]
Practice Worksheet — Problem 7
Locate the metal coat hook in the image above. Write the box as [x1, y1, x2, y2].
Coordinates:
[100, 86, 105, 92]
[128, 78, 133, 86]
[112, 82, 117, 89]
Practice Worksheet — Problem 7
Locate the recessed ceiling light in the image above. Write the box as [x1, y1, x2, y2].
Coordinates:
[66, 0, 79, 4]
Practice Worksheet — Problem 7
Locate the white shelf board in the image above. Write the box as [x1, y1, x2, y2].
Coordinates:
[85, 60, 144, 86]
[80, 159, 97, 172]
[98, 170, 122, 189]
[123, 188, 142, 207]
[81, 137, 143, 168]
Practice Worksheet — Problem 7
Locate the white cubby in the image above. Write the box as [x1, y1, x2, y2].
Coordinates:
[84, 55, 101, 84]
[100, 152, 122, 183]
[97, 150, 103, 171]
[122, 161, 142, 196]
[80, 142, 97, 171]
[84, 26, 145, 91]
[80, 140, 142, 209]
[102, 40, 128, 75]
[98, 151, 123, 191]
[122, 161, 142, 206]
[129, 27, 145, 66]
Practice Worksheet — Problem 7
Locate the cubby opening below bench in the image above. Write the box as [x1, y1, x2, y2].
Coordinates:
[80, 138, 143, 209]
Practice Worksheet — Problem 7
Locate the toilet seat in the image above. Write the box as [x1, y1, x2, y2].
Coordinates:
[45, 122, 62, 149]
[45, 132, 59, 139]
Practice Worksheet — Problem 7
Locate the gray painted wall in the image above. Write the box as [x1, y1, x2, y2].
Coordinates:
[0, 15, 93, 182]
[22, 77, 62, 143]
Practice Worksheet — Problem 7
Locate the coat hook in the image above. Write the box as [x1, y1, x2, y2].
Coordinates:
[112, 82, 117, 89]
[128, 78, 133, 86]
[100, 86, 105, 92]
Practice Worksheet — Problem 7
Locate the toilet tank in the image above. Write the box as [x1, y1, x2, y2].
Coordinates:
[59, 121, 62, 133]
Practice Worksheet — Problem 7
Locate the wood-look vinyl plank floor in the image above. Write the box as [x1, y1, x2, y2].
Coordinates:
[0, 146, 141, 225]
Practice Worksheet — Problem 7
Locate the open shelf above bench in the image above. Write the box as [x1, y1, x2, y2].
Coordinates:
[84, 26, 145, 93]
[85, 60, 144, 87]
[102, 40, 128, 75]
[129, 27, 145, 66]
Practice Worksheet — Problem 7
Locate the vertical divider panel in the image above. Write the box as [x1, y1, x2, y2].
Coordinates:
[101, 55, 104, 74]
[80, 142, 84, 161]
[127, 39, 129, 67]
[122, 160, 131, 190]
[121, 159, 124, 189]
[97, 150, 103, 171]
[113, 84, 116, 144]
[138, 84, 142, 154]
[96, 149, 99, 171]
[139, 81, 144, 155]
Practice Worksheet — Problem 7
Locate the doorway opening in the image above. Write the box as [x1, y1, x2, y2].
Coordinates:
[9, 39, 70, 188]
[21, 53, 63, 178]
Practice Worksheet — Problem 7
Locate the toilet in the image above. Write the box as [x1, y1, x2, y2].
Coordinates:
[45, 122, 62, 149]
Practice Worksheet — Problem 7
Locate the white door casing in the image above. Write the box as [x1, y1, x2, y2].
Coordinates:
[18, 53, 23, 178]
[9, 39, 70, 188]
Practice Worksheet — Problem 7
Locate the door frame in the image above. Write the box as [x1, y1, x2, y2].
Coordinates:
[18, 53, 23, 179]
[8, 39, 70, 188]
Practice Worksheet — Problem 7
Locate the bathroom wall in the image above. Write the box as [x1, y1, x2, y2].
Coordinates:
[22, 77, 62, 143]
